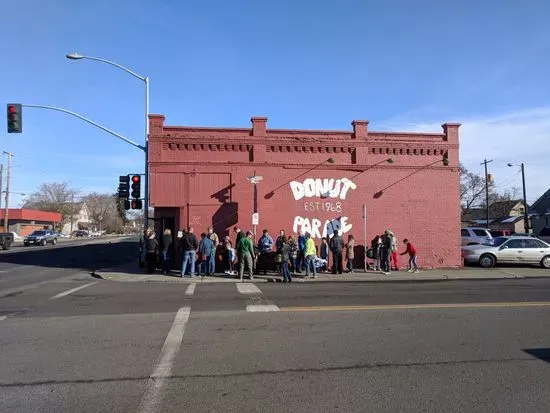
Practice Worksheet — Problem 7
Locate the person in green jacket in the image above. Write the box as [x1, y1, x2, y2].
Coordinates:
[304, 232, 317, 279]
[237, 230, 255, 281]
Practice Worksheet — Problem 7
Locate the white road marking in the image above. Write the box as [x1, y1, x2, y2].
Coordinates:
[185, 283, 196, 296]
[246, 304, 281, 312]
[137, 307, 191, 413]
[0, 266, 28, 273]
[236, 283, 262, 295]
[0, 315, 7, 321]
[49, 282, 98, 300]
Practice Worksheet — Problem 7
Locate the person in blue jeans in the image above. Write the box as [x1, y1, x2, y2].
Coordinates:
[280, 237, 292, 283]
[207, 226, 219, 276]
[198, 232, 214, 276]
[180, 226, 199, 277]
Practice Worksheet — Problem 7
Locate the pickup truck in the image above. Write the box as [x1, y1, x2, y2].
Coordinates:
[0, 232, 14, 250]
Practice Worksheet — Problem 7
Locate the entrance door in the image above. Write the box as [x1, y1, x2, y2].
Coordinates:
[155, 217, 176, 269]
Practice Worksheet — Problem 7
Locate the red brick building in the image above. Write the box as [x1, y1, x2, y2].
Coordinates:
[149, 115, 461, 268]
[0, 209, 62, 236]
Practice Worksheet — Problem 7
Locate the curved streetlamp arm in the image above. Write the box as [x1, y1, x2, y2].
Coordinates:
[72, 55, 146, 82]
[22, 104, 146, 152]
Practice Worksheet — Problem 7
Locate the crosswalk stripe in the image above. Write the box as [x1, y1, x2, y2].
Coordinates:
[185, 284, 196, 296]
[236, 283, 262, 294]
[49, 282, 97, 300]
[246, 304, 280, 312]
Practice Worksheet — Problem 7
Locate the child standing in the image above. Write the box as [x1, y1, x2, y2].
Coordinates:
[400, 239, 419, 273]
[225, 239, 237, 275]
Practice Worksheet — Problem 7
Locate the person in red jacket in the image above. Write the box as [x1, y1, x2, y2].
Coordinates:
[400, 239, 419, 273]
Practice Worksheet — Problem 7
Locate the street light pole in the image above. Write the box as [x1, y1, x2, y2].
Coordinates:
[66, 52, 150, 234]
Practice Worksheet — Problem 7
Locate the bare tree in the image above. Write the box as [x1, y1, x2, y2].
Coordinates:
[460, 164, 491, 212]
[23, 182, 79, 224]
[82, 193, 125, 233]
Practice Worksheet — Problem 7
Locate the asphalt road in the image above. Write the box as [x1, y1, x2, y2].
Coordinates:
[2, 239, 550, 412]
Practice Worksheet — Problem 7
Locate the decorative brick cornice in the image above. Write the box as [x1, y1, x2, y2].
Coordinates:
[161, 142, 252, 152]
[267, 145, 355, 154]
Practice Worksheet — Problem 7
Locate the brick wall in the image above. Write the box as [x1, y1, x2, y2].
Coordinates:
[149, 116, 461, 268]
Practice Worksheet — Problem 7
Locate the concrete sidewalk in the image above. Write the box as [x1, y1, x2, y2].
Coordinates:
[93, 262, 550, 283]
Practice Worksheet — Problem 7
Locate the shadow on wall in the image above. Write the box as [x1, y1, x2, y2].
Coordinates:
[373, 156, 450, 199]
[0, 239, 139, 272]
[212, 202, 239, 240]
[211, 183, 235, 203]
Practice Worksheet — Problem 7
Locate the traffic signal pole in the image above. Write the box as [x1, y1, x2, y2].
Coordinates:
[20, 105, 145, 151]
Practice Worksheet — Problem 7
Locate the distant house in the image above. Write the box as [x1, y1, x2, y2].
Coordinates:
[462, 200, 528, 233]
[0, 208, 62, 236]
[529, 188, 550, 236]
[61, 202, 92, 235]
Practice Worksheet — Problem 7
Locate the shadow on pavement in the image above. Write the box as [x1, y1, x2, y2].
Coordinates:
[523, 348, 550, 363]
[0, 238, 140, 272]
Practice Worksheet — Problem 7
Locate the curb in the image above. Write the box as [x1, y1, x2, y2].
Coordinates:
[89, 271, 549, 284]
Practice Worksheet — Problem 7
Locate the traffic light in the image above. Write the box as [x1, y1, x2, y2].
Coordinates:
[131, 175, 141, 199]
[131, 199, 143, 210]
[7, 104, 22, 133]
[118, 175, 130, 198]
[124, 200, 131, 210]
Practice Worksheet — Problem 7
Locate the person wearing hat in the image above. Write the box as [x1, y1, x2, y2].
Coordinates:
[237, 230, 255, 280]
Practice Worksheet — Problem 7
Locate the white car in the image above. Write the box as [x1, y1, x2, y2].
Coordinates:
[461, 227, 493, 246]
[462, 236, 550, 268]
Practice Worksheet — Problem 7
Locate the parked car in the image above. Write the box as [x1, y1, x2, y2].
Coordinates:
[490, 230, 513, 238]
[0, 232, 14, 250]
[538, 227, 550, 243]
[73, 230, 89, 237]
[24, 230, 58, 246]
[462, 236, 550, 268]
[461, 227, 493, 246]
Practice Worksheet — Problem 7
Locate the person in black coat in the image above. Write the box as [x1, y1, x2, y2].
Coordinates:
[329, 230, 344, 274]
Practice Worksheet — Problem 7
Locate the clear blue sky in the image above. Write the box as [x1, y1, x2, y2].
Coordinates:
[2, 0, 550, 207]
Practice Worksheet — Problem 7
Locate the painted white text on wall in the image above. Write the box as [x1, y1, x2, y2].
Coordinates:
[290, 178, 357, 201]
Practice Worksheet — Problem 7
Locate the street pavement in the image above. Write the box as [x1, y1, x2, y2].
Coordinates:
[2, 238, 550, 412]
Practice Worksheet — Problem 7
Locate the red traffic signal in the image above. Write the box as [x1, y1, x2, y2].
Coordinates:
[7, 103, 22, 133]
[131, 175, 141, 198]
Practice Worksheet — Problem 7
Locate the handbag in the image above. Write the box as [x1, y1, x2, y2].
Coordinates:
[275, 253, 283, 264]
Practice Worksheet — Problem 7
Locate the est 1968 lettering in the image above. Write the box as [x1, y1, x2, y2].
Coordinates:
[304, 201, 342, 213]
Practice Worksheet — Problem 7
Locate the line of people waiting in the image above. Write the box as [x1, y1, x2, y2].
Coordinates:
[143, 225, 419, 278]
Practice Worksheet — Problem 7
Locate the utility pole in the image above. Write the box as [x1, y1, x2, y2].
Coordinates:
[3, 152, 14, 233]
[481, 159, 493, 229]
[0, 163, 3, 213]
[70, 192, 75, 235]
[520, 163, 529, 233]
